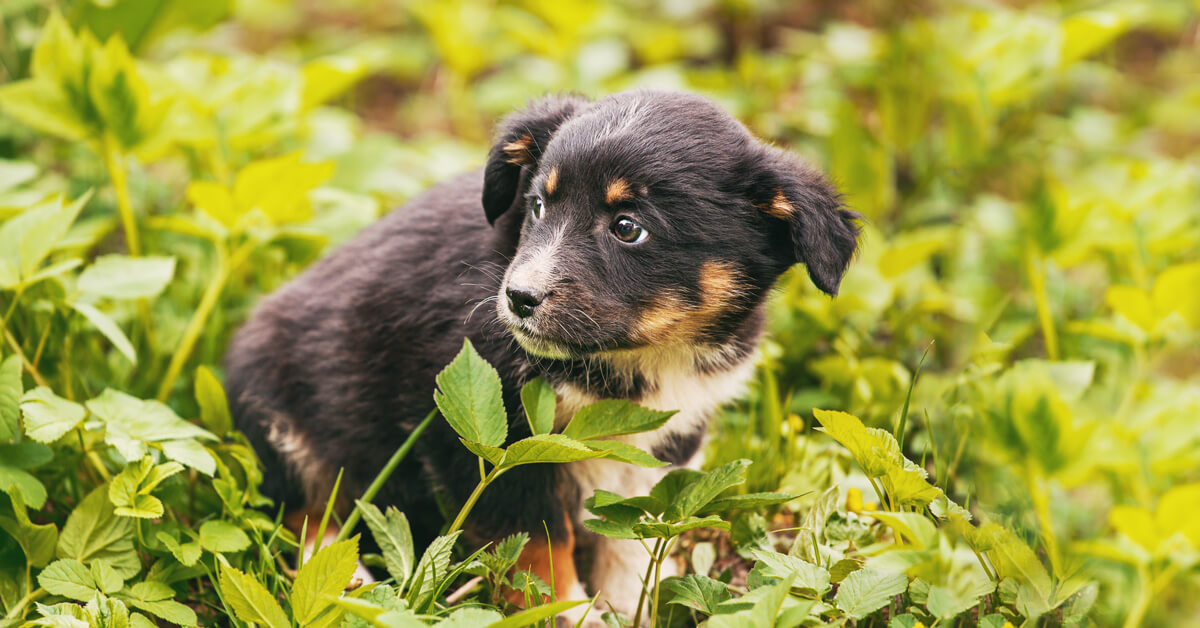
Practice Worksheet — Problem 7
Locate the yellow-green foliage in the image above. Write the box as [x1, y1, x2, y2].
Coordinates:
[0, 1, 1197, 626]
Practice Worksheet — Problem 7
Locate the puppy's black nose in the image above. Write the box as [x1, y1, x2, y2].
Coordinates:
[506, 287, 544, 318]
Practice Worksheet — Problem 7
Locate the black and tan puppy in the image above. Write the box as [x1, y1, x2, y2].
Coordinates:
[226, 89, 860, 619]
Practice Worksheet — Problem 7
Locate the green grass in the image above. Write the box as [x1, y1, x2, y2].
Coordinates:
[1, 1, 1199, 626]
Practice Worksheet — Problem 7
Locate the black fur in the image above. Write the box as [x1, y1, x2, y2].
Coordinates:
[226, 89, 860, 554]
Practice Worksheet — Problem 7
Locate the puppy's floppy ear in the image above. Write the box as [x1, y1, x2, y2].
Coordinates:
[755, 148, 862, 296]
[482, 94, 590, 224]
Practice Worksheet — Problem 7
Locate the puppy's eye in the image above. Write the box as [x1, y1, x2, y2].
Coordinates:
[531, 198, 546, 220]
[611, 217, 647, 244]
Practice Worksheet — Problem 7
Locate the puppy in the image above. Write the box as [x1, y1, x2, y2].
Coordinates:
[225, 89, 860, 621]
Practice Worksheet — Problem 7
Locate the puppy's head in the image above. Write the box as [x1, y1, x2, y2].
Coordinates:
[484, 90, 861, 359]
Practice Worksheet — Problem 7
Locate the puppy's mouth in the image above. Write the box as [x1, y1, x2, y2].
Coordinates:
[507, 326, 576, 359]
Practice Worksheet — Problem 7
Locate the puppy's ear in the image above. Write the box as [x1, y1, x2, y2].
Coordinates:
[755, 148, 862, 296]
[482, 94, 589, 224]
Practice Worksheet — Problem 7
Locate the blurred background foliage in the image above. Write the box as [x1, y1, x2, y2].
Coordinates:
[1, 0, 1199, 625]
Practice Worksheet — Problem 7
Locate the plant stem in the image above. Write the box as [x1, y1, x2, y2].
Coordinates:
[102, 136, 140, 257]
[5, 329, 48, 388]
[447, 465, 505, 536]
[1026, 467, 1060, 577]
[1025, 249, 1058, 360]
[336, 408, 437, 542]
[156, 240, 254, 402]
[650, 536, 678, 628]
[633, 538, 661, 627]
[4, 588, 46, 620]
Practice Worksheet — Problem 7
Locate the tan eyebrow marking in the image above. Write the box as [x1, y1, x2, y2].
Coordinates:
[501, 134, 534, 165]
[545, 166, 559, 196]
[763, 188, 795, 219]
[606, 178, 633, 204]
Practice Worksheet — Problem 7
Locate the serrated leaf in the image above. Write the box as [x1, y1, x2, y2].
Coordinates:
[520, 377, 556, 436]
[77, 255, 175, 300]
[39, 559, 100, 601]
[500, 434, 607, 467]
[665, 574, 731, 615]
[57, 485, 139, 578]
[20, 387, 87, 443]
[433, 339, 506, 447]
[407, 531, 461, 611]
[218, 564, 290, 628]
[91, 560, 124, 594]
[833, 568, 908, 619]
[158, 439, 216, 476]
[865, 511, 939, 549]
[561, 399, 675, 441]
[483, 599, 586, 628]
[294, 537, 359, 623]
[460, 439, 506, 466]
[358, 501, 414, 591]
[749, 549, 831, 596]
[663, 459, 749, 522]
[155, 532, 201, 567]
[199, 520, 250, 553]
[697, 492, 798, 516]
[582, 439, 666, 467]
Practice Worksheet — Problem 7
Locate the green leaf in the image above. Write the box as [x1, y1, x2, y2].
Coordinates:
[561, 399, 675, 441]
[662, 459, 749, 522]
[38, 559, 100, 601]
[0, 80, 89, 142]
[979, 614, 1009, 628]
[0, 355, 23, 441]
[0, 464, 46, 509]
[71, 302, 138, 365]
[500, 434, 607, 467]
[91, 560, 125, 594]
[632, 515, 728, 539]
[483, 599, 587, 628]
[86, 389, 215, 461]
[21, 387, 87, 443]
[120, 581, 197, 626]
[434, 608, 504, 627]
[199, 520, 250, 553]
[0, 492, 57, 566]
[77, 255, 175, 300]
[460, 439, 506, 466]
[56, 485, 140, 578]
[890, 614, 921, 628]
[194, 366, 233, 437]
[691, 542, 716, 577]
[218, 563, 290, 628]
[407, 531, 461, 610]
[155, 532, 201, 567]
[582, 439, 666, 467]
[749, 549, 831, 596]
[665, 574, 731, 615]
[697, 492, 798, 516]
[927, 584, 981, 620]
[158, 439, 216, 476]
[294, 536, 359, 623]
[520, 377, 556, 436]
[0, 192, 90, 286]
[358, 501, 414, 591]
[865, 511, 939, 549]
[833, 568, 908, 619]
[433, 339, 507, 447]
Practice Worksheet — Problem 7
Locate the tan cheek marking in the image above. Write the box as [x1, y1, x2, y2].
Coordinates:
[764, 188, 795, 219]
[545, 167, 558, 196]
[502, 134, 534, 165]
[606, 178, 633, 204]
[507, 517, 578, 605]
[634, 261, 744, 344]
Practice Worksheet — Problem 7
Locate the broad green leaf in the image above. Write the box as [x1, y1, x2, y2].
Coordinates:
[0, 79, 89, 142]
[0, 355, 23, 440]
[460, 438, 506, 466]
[582, 439, 665, 467]
[155, 532, 201, 567]
[90, 561, 124, 594]
[56, 485, 140, 578]
[633, 515, 728, 539]
[663, 459, 749, 521]
[158, 439, 216, 476]
[218, 564, 290, 628]
[38, 559, 99, 601]
[483, 600, 586, 627]
[979, 614, 1009, 628]
[0, 464, 47, 509]
[331, 596, 424, 628]
[581, 517, 638, 540]
[72, 302, 138, 364]
[120, 581, 197, 626]
[834, 568, 908, 619]
[232, 152, 335, 225]
[199, 520, 250, 553]
[520, 377, 556, 436]
[294, 537, 359, 623]
[749, 549, 831, 596]
[0, 492, 57, 566]
[21, 387, 87, 443]
[77, 255, 175, 300]
[0, 159, 38, 192]
[692, 542, 716, 577]
[665, 574, 731, 615]
[435, 607, 504, 627]
[500, 434, 607, 467]
[433, 339, 507, 447]
[697, 492, 798, 516]
[358, 501, 415, 590]
[561, 399, 675, 441]
[194, 366, 233, 436]
[86, 389, 215, 461]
